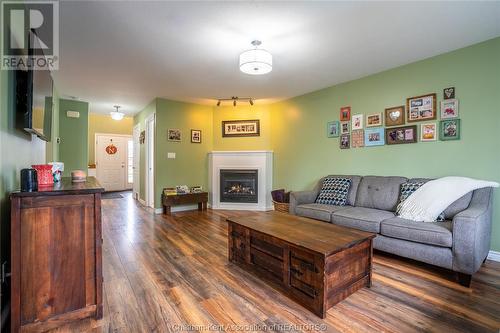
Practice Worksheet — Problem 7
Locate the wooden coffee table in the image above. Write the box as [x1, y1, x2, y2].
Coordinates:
[227, 212, 375, 318]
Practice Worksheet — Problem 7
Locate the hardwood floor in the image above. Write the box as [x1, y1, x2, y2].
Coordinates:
[49, 192, 500, 332]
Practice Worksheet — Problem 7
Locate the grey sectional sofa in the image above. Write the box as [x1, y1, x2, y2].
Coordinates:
[289, 175, 494, 286]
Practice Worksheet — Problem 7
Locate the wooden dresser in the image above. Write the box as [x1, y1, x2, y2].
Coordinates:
[10, 177, 104, 332]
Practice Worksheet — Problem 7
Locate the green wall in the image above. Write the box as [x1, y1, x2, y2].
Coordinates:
[59, 99, 89, 176]
[0, 69, 47, 326]
[270, 37, 500, 251]
[45, 87, 60, 162]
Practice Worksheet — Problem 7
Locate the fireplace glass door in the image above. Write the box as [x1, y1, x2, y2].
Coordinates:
[220, 169, 258, 203]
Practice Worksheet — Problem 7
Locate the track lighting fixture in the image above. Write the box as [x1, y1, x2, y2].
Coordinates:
[215, 97, 254, 107]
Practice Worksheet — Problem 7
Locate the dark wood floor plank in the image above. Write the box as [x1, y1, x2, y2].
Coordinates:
[46, 193, 500, 333]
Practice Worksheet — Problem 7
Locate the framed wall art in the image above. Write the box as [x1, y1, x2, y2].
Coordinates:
[384, 106, 405, 127]
[364, 128, 385, 146]
[222, 119, 260, 137]
[351, 130, 364, 148]
[191, 129, 201, 143]
[406, 93, 437, 122]
[327, 121, 340, 138]
[420, 123, 437, 142]
[168, 129, 181, 142]
[440, 99, 459, 119]
[340, 106, 351, 121]
[340, 121, 350, 134]
[351, 114, 363, 130]
[340, 134, 350, 149]
[385, 125, 417, 145]
[443, 87, 455, 99]
[440, 119, 460, 141]
[366, 112, 383, 127]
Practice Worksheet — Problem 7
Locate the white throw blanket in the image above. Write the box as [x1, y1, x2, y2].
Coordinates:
[397, 176, 499, 222]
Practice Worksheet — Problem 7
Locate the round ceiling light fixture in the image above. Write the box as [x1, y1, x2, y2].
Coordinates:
[239, 40, 272, 75]
[110, 105, 124, 120]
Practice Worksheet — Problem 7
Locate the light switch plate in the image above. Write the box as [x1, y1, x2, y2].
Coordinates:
[167, 152, 176, 159]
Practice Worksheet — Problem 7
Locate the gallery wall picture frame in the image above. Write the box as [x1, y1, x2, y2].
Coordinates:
[351, 114, 363, 130]
[440, 99, 459, 119]
[327, 121, 340, 138]
[443, 87, 455, 99]
[191, 129, 202, 143]
[168, 129, 181, 142]
[406, 93, 437, 122]
[440, 119, 461, 141]
[351, 130, 364, 148]
[222, 119, 260, 137]
[364, 127, 385, 146]
[384, 106, 405, 127]
[366, 112, 383, 127]
[385, 125, 417, 145]
[340, 121, 350, 134]
[340, 106, 351, 121]
[420, 123, 437, 142]
[340, 134, 350, 149]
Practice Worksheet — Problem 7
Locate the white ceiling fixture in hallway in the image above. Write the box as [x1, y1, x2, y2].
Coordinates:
[52, 1, 500, 116]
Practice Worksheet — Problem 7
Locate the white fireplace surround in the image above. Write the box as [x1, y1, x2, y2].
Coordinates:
[209, 151, 273, 211]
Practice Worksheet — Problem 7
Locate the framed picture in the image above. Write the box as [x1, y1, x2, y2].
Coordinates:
[222, 119, 260, 137]
[443, 87, 455, 100]
[340, 121, 350, 134]
[340, 134, 350, 149]
[327, 121, 340, 138]
[340, 106, 351, 121]
[440, 99, 459, 119]
[407, 93, 437, 122]
[364, 127, 385, 146]
[385, 125, 417, 145]
[366, 112, 383, 127]
[351, 130, 364, 148]
[191, 129, 201, 143]
[420, 123, 437, 142]
[440, 119, 460, 140]
[351, 114, 363, 130]
[385, 106, 405, 127]
[139, 130, 145, 144]
[168, 129, 181, 142]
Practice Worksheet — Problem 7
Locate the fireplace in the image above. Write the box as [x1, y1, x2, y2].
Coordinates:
[220, 169, 258, 203]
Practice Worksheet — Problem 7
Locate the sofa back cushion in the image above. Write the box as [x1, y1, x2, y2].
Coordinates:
[318, 175, 361, 206]
[409, 178, 473, 219]
[356, 176, 407, 211]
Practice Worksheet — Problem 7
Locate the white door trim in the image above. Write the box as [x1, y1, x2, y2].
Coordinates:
[95, 133, 132, 191]
[132, 124, 141, 200]
[145, 113, 155, 208]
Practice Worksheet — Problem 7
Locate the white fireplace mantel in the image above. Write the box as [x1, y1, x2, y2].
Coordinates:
[208, 151, 273, 211]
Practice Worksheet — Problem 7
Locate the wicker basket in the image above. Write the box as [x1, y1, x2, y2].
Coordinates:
[273, 200, 290, 213]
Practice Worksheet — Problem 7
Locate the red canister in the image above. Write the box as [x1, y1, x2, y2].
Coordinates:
[31, 164, 54, 186]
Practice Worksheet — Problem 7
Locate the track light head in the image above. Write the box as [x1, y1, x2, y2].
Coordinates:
[216, 100, 221, 107]
[249, 99, 254, 106]
[233, 100, 237, 107]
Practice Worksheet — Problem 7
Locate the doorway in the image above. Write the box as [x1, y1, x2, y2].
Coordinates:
[95, 134, 133, 192]
[145, 114, 155, 208]
[132, 124, 140, 200]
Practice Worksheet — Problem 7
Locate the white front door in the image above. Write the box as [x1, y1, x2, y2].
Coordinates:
[132, 124, 140, 199]
[96, 134, 130, 192]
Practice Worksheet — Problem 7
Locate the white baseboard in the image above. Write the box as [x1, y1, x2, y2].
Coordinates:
[138, 198, 146, 206]
[487, 250, 500, 262]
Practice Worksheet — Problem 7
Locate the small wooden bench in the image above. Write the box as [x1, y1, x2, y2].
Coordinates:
[161, 191, 208, 215]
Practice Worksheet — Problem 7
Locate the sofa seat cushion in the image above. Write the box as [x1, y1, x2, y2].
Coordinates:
[332, 207, 395, 233]
[295, 203, 350, 222]
[381, 217, 452, 247]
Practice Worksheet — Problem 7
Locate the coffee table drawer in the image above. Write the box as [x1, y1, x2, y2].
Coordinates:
[250, 230, 283, 260]
[250, 247, 283, 281]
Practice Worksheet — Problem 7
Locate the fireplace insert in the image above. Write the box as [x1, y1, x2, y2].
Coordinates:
[220, 169, 258, 203]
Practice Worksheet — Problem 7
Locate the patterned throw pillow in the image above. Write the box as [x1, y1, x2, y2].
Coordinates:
[315, 177, 352, 206]
[397, 182, 445, 221]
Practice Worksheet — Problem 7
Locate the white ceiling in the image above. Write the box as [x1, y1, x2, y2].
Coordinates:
[53, 1, 500, 116]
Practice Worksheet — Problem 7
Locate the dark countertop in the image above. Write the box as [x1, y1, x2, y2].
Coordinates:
[11, 177, 104, 197]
